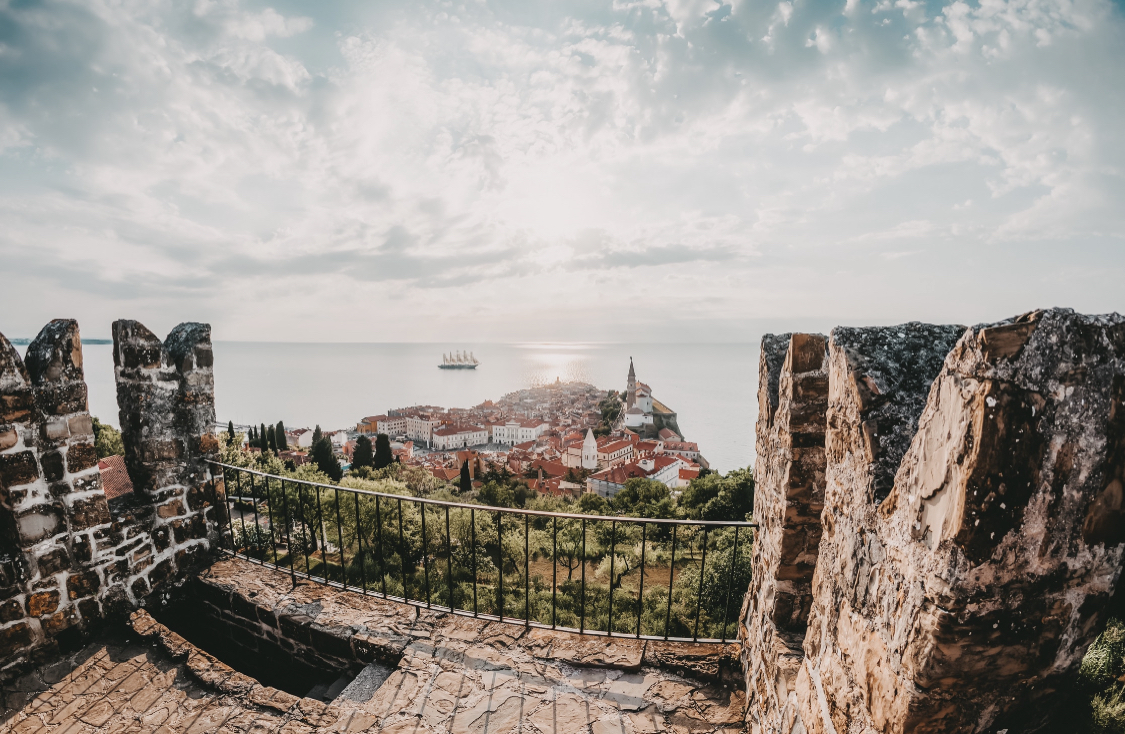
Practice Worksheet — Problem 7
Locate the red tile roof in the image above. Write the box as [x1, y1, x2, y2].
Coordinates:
[97, 455, 134, 500]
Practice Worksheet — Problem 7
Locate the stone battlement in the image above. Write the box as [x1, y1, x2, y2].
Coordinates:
[742, 308, 1125, 733]
[0, 320, 224, 679]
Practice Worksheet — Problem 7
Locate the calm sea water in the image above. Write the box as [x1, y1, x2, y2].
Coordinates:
[65, 342, 761, 473]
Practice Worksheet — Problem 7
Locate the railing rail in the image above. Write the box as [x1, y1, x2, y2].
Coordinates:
[209, 461, 756, 643]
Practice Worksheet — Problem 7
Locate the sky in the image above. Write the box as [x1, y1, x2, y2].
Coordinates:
[2, 0, 1123, 343]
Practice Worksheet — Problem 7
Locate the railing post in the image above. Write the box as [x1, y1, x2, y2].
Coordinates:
[421, 502, 430, 607]
[637, 522, 646, 638]
[355, 491, 366, 594]
[281, 478, 296, 588]
[665, 524, 677, 640]
[721, 527, 739, 642]
[693, 528, 709, 642]
[334, 487, 347, 589]
[609, 520, 617, 635]
[551, 517, 557, 629]
[580, 517, 586, 634]
[497, 510, 504, 621]
[524, 513, 530, 626]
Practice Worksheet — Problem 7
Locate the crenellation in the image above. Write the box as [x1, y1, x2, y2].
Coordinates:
[731, 309, 1125, 733]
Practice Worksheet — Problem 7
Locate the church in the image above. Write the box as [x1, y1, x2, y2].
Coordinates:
[621, 358, 681, 438]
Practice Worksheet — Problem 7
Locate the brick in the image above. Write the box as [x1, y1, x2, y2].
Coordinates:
[131, 577, 149, 599]
[27, 589, 59, 617]
[0, 623, 32, 657]
[66, 570, 99, 600]
[42, 418, 70, 441]
[148, 558, 174, 588]
[35, 548, 69, 577]
[77, 597, 101, 623]
[17, 507, 62, 544]
[39, 450, 64, 482]
[0, 393, 33, 424]
[66, 443, 97, 474]
[0, 452, 38, 487]
[41, 608, 76, 634]
[69, 496, 110, 530]
[0, 426, 17, 451]
[0, 599, 23, 623]
[156, 498, 185, 519]
[66, 414, 93, 438]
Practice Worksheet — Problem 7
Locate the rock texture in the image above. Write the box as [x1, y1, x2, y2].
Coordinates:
[741, 333, 828, 734]
[0, 320, 226, 680]
[748, 309, 1125, 733]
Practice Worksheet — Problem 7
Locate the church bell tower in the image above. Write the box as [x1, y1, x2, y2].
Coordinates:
[627, 357, 636, 408]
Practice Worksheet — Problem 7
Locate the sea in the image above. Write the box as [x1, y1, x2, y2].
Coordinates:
[29, 342, 761, 474]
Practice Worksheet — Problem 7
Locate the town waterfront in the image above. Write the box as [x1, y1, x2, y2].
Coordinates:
[70, 341, 758, 474]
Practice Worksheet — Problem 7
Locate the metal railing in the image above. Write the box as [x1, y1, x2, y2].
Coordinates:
[209, 462, 755, 643]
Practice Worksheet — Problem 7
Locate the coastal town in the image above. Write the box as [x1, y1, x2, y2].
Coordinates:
[235, 359, 707, 499]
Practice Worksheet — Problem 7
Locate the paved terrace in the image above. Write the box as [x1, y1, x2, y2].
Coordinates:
[0, 558, 745, 734]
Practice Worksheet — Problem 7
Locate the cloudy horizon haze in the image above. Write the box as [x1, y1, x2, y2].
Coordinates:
[2, 0, 1123, 343]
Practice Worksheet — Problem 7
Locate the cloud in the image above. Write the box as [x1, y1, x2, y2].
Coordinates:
[0, 0, 1122, 342]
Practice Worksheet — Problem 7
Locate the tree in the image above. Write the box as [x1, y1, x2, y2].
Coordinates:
[227, 420, 235, 446]
[276, 421, 288, 451]
[459, 461, 472, 494]
[267, 425, 277, 452]
[352, 435, 374, 470]
[312, 425, 323, 446]
[374, 433, 393, 469]
[91, 417, 124, 459]
[260, 423, 268, 452]
[679, 467, 755, 521]
[310, 437, 342, 481]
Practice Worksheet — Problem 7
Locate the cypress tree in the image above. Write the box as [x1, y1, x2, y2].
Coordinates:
[267, 425, 277, 452]
[459, 461, 472, 494]
[276, 421, 288, 451]
[249, 426, 257, 446]
[374, 433, 393, 469]
[312, 425, 323, 447]
[311, 437, 342, 481]
[227, 420, 235, 446]
[352, 435, 374, 470]
[260, 423, 268, 452]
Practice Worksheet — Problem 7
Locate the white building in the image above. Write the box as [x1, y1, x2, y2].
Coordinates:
[432, 425, 489, 451]
[585, 455, 687, 498]
[490, 419, 549, 446]
[597, 438, 634, 468]
[358, 415, 408, 436]
[405, 414, 445, 446]
[563, 429, 599, 470]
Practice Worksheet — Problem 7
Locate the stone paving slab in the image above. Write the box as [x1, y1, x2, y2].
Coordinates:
[0, 558, 747, 733]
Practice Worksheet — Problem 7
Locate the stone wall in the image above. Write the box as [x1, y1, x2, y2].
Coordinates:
[111, 320, 224, 596]
[743, 309, 1125, 733]
[0, 319, 225, 680]
[741, 333, 828, 734]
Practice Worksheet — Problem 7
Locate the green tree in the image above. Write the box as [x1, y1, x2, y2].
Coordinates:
[578, 492, 607, 515]
[227, 420, 236, 446]
[352, 435, 374, 470]
[276, 421, 288, 451]
[310, 436, 342, 481]
[610, 477, 675, 518]
[312, 425, 323, 446]
[679, 467, 755, 521]
[260, 423, 268, 452]
[91, 417, 124, 459]
[459, 461, 472, 494]
[374, 433, 394, 469]
[267, 425, 277, 452]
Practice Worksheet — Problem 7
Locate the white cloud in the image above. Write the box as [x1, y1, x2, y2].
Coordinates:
[0, 0, 1122, 342]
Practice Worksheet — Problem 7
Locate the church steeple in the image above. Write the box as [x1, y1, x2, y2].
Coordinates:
[627, 357, 636, 408]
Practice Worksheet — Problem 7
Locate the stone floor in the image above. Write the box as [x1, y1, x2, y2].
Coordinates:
[0, 560, 747, 734]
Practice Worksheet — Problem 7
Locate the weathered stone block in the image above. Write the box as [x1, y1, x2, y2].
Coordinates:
[0, 426, 17, 451]
[27, 590, 59, 617]
[0, 452, 39, 488]
[0, 599, 23, 623]
[148, 558, 174, 588]
[0, 623, 32, 657]
[65, 443, 97, 475]
[66, 570, 99, 600]
[35, 548, 69, 577]
[69, 496, 110, 531]
[17, 507, 63, 544]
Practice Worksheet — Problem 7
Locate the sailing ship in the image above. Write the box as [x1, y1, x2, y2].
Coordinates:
[439, 350, 480, 370]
